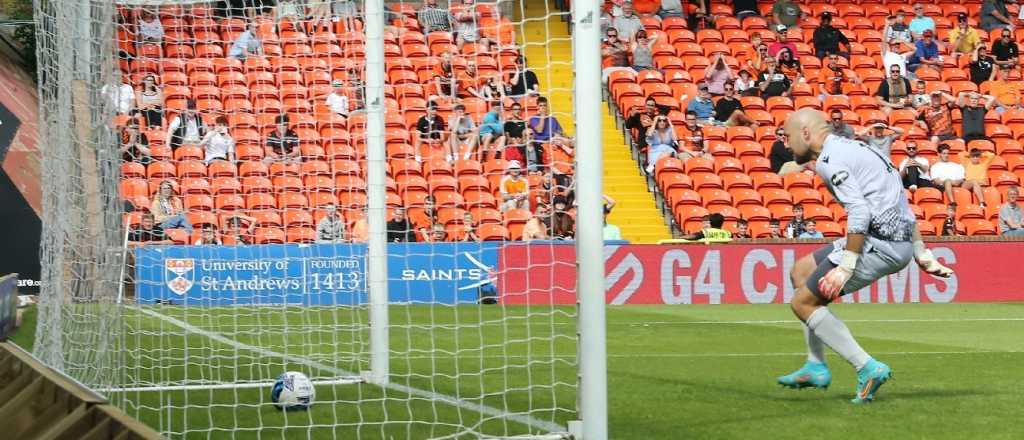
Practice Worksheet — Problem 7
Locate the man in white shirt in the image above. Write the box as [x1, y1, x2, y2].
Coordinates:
[228, 21, 262, 60]
[881, 40, 912, 77]
[103, 81, 135, 114]
[897, 141, 939, 191]
[326, 80, 350, 116]
[199, 116, 236, 164]
[929, 143, 967, 203]
[315, 204, 347, 243]
[776, 108, 952, 403]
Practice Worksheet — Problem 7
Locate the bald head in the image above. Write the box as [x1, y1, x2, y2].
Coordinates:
[783, 108, 832, 164]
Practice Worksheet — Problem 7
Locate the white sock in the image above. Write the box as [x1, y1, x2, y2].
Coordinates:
[804, 324, 826, 364]
[806, 307, 870, 370]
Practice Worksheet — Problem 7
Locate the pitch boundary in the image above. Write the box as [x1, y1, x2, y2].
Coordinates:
[627, 318, 1024, 326]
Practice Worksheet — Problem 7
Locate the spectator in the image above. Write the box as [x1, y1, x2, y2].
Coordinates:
[828, 109, 856, 139]
[884, 12, 912, 49]
[527, 97, 567, 171]
[614, 2, 644, 42]
[135, 74, 164, 127]
[411, 195, 438, 239]
[857, 123, 904, 155]
[128, 212, 173, 247]
[658, 0, 684, 18]
[875, 63, 913, 114]
[776, 47, 805, 84]
[458, 59, 485, 99]
[274, 0, 303, 31]
[449, 104, 478, 161]
[603, 206, 623, 240]
[550, 197, 575, 240]
[769, 126, 795, 174]
[898, 141, 940, 191]
[930, 144, 968, 203]
[959, 148, 996, 207]
[991, 65, 1021, 109]
[453, 0, 484, 50]
[166, 99, 206, 151]
[949, 13, 983, 62]
[916, 91, 957, 143]
[417, 0, 451, 32]
[458, 211, 481, 242]
[684, 213, 732, 240]
[630, 30, 658, 71]
[601, 28, 632, 83]
[735, 70, 757, 96]
[430, 52, 457, 100]
[136, 9, 164, 45]
[908, 3, 936, 40]
[981, 0, 1015, 33]
[686, 84, 716, 124]
[681, 127, 713, 161]
[414, 103, 448, 161]
[818, 53, 861, 98]
[678, 110, 700, 139]
[424, 223, 448, 243]
[265, 114, 300, 163]
[733, 0, 760, 22]
[503, 102, 528, 163]
[958, 92, 998, 142]
[151, 180, 193, 233]
[785, 204, 807, 238]
[120, 120, 152, 164]
[799, 220, 824, 239]
[645, 115, 678, 174]
[315, 204, 346, 243]
[768, 34, 798, 60]
[506, 56, 540, 98]
[714, 82, 759, 128]
[194, 224, 222, 245]
[941, 203, 959, 236]
[992, 28, 1020, 69]
[734, 219, 751, 238]
[745, 43, 770, 74]
[199, 116, 236, 164]
[329, 0, 360, 33]
[813, 12, 851, 59]
[908, 29, 943, 74]
[387, 207, 416, 242]
[326, 80, 350, 116]
[998, 186, 1024, 235]
[882, 39, 912, 78]
[758, 57, 792, 98]
[479, 100, 506, 161]
[969, 46, 997, 86]
[227, 20, 262, 60]
[102, 80, 135, 115]
[704, 54, 735, 95]
[499, 161, 529, 211]
[224, 214, 256, 245]
[766, 218, 784, 238]
[771, 0, 802, 31]
[908, 79, 931, 109]
[522, 204, 550, 241]
[350, 210, 368, 242]
[686, 0, 715, 31]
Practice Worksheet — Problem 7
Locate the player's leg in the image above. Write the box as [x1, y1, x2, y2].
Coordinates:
[777, 246, 833, 390]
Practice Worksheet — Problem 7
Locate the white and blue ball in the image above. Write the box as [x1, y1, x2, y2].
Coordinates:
[270, 371, 315, 410]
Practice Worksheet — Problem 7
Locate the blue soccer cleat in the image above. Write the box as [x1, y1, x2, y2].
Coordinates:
[850, 358, 892, 404]
[777, 361, 832, 390]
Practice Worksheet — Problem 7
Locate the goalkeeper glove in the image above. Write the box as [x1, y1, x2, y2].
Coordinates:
[914, 241, 953, 278]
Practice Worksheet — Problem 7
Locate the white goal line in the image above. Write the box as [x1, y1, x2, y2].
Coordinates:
[627, 317, 1024, 326]
[124, 306, 569, 435]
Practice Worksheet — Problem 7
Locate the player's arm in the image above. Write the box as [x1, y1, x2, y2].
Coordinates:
[911, 223, 954, 277]
[817, 162, 871, 299]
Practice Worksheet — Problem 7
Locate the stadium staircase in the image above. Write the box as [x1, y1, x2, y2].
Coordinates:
[519, 0, 671, 243]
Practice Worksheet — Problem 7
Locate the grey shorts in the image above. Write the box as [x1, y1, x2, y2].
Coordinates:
[806, 237, 914, 300]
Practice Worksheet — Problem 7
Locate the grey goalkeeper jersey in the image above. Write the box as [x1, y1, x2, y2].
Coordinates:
[815, 134, 916, 242]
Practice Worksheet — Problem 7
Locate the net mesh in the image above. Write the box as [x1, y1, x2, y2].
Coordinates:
[33, 0, 584, 438]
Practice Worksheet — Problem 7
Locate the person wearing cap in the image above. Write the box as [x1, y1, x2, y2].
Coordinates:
[908, 3, 935, 40]
[957, 91, 998, 142]
[883, 12, 912, 50]
[630, 29, 657, 71]
[915, 91, 957, 143]
[897, 141, 941, 192]
[315, 204, 347, 244]
[448, 103, 478, 161]
[990, 65, 1021, 109]
[875, 60, 913, 114]
[856, 123, 904, 156]
[908, 28, 943, 74]
[812, 12, 850, 59]
[770, 0, 802, 30]
[166, 99, 207, 151]
[817, 53, 861, 98]
[499, 161, 529, 211]
[991, 28, 1020, 69]
[686, 84, 716, 124]
[969, 46, 998, 85]
[326, 80, 350, 116]
[958, 148, 996, 208]
[981, 0, 1015, 33]
[414, 103, 449, 161]
[948, 14, 982, 61]
[613, 2, 643, 42]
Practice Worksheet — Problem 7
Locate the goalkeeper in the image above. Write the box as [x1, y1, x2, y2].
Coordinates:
[775, 109, 954, 403]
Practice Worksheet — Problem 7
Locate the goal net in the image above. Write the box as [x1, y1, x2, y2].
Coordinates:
[32, 0, 606, 438]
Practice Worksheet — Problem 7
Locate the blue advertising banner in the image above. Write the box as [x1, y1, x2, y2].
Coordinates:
[134, 243, 499, 306]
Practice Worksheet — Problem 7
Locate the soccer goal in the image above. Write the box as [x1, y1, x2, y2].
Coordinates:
[31, 0, 607, 438]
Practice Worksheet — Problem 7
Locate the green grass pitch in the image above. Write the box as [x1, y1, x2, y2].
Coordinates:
[12, 303, 1024, 439]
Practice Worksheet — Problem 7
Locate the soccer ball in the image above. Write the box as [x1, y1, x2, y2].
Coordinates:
[270, 371, 315, 410]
